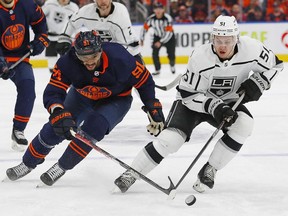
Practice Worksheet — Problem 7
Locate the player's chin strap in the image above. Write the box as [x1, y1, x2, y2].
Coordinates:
[70, 129, 176, 198]
[166, 92, 246, 193]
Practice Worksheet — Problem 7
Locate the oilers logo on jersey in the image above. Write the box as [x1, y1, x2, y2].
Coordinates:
[1, 24, 25, 50]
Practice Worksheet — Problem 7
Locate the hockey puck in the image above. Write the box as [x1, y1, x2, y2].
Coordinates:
[185, 194, 196, 206]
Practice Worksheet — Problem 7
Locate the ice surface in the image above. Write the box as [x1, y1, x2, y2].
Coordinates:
[0, 64, 287, 216]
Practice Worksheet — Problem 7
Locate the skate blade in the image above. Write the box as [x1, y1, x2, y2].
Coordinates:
[111, 185, 122, 194]
[193, 179, 206, 193]
[11, 141, 27, 152]
[1, 176, 11, 183]
[36, 182, 48, 188]
[167, 189, 177, 200]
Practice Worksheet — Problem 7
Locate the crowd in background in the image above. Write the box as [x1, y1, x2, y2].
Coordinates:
[148, 0, 288, 23]
[35, 0, 288, 23]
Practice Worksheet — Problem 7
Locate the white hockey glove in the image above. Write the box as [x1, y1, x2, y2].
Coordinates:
[142, 99, 165, 136]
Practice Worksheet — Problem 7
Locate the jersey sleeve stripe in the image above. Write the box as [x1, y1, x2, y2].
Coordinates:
[48, 81, 69, 91]
[134, 69, 149, 89]
[50, 78, 70, 89]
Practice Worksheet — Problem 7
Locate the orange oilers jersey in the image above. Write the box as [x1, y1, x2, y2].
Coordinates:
[0, 0, 47, 61]
[44, 42, 156, 111]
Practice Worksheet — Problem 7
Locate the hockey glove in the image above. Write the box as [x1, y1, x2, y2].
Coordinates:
[0, 57, 15, 80]
[30, 34, 50, 56]
[49, 108, 76, 140]
[142, 99, 165, 136]
[56, 35, 72, 56]
[207, 98, 238, 127]
[237, 73, 269, 104]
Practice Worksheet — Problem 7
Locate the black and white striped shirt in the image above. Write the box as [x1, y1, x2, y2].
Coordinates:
[140, 13, 174, 44]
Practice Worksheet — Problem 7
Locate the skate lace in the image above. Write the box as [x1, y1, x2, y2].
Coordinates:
[120, 171, 136, 187]
[47, 164, 65, 180]
[13, 163, 30, 177]
[205, 165, 216, 180]
[14, 130, 25, 140]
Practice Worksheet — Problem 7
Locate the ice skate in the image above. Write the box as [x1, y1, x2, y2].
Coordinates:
[170, 66, 175, 74]
[152, 70, 160, 76]
[6, 162, 33, 181]
[193, 162, 217, 193]
[40, 163, 66, 186]
[11, 128, 28, 152]
[114, 170, 137, 193]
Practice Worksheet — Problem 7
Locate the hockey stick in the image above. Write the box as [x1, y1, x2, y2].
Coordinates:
[155, 74, 182, 91]
[8, 52, 31, 70]
[168, 92, 245, 191]
[70, 129, 176, 198]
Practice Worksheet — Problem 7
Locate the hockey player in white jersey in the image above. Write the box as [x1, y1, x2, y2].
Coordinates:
[42, 0, 79, 72]
[114, 15, 284, 193]
[56, 0, 141, 60]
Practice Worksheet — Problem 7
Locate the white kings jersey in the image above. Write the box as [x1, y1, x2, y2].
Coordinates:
[178, 36, 284, 114]
[62, 2, 140, 56]
[42, 0, 79, 41]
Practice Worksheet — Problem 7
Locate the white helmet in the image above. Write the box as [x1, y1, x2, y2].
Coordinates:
[212, 15, 239, 37]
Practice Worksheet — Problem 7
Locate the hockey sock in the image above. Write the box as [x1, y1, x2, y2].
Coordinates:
[58, 138, 92, 170]
[22, 134, 53, 169]
[208, 134, 242, 170]
[130, 142, 162, 176]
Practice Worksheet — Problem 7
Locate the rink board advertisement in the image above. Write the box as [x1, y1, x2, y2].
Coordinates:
[135, 22, 288, 64]
[30, 22, 288, 67]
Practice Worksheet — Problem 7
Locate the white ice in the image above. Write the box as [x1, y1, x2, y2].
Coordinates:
[0, 64, 287, 216]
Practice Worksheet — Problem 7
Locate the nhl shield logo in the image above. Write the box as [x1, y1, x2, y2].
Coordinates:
[208, 76, 236, 98]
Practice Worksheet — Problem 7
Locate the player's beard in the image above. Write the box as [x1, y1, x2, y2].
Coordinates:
[0, 0, 14, 8]
[96, 1, 111, 15]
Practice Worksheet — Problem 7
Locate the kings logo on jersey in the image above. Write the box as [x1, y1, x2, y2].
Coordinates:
[208, 76, 236, 98]
[97, 30, 113, 42]
[1, 24, 25, 50]
[54, 12, 65, 24]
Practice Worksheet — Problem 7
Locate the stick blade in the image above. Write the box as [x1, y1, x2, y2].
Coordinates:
[167, 189, 177, 200]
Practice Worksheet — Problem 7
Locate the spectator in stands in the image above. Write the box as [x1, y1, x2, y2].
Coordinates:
[225, 0, 239, 8]
[192, 0, 208, 23]
[184, 0, 194, 16]
[230, 3, 243, 22]
[266, 1, 286, 21]
[209, 7, 224, 22]
[174, 5, 194, 23]
[210, 0, 230, 22]
[169, 0, 179, 20]
[243, 0, 262, 21]
[253, 6, 265, 21]
[142, 0, 153, 15]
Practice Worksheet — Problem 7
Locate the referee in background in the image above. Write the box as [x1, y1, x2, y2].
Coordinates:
[140, 2, 176, 75]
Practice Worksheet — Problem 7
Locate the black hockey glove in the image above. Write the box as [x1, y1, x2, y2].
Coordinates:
[49, 108, 76, 140]
[56, 35, 72, 56]
[237, 74, 269, 104]
[0, 57, 15, 80]
[30, 34, 50, 56]
[207, 99, 238, 127]
[142, 99, 165, 136]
